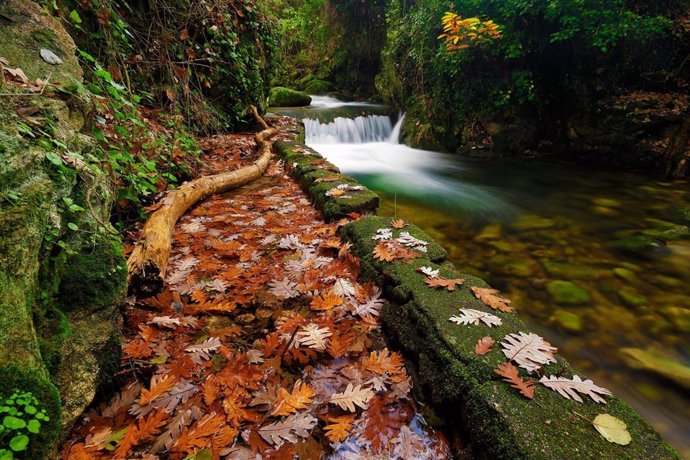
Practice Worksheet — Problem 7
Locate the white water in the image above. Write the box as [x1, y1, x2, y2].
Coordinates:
[308, 95, 380, 109]
[305, 110, 510, 215]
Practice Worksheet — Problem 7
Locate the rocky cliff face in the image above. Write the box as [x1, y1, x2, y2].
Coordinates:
[0, 1, 126, 457]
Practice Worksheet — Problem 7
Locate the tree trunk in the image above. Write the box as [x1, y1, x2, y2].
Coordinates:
[661, 111, 690, 178]
[127, 108, 276, 296]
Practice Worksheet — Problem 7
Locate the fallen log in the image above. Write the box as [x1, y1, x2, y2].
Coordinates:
[127, 108, 276, 296]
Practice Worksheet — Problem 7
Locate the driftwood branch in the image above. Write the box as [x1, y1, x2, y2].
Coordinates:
[127, 106, 276, 296]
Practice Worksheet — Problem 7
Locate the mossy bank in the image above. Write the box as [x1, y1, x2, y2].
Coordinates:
[0, 1, 126, 457]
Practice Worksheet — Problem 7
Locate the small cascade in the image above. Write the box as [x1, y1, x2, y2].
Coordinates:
[304, 115, 394, 144]
[388, 113, 405, 144]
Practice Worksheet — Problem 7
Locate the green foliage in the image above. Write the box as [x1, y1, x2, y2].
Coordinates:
[266, 0, 386, 96]
[0, 390, 49, 460]
[378, 0, 675, 151]
[62, 0, 278, 131]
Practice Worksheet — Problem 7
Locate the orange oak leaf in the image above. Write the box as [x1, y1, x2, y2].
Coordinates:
[363, 348, 405, 377]
[424, 276, 465, 291]
[391, 219, 407, 229]
[324, 414, 356, 443]
[310, 291, 344, 311]
[271, 380, 315, 416]
[495, 362, 536, 399]
[140, 374, 176, 405]
[373, 241, 418, 263]
[475, 336, 495, 355]
[471, 286, 514, 313]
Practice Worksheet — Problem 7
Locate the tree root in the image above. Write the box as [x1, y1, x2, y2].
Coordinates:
[126, 106, 276, 297]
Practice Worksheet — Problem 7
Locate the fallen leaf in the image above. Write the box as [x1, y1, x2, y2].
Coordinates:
[494, 362, 536, 399]
[271, 380, 315, 416]
[471, 286, 514, 313]
[391, 219, 407, 229]
[425, 276, 464, 291]
[539, 375, 612, 404]
[592, 414, 631, 445]
[329, 383, 374, 412]
[324, 414, 356, 442]
[450, 309, 502, 327]
[501, 332, 557, 373]
[475, 336, 495, 355]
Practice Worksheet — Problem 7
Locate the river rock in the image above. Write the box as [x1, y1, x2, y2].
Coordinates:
[488, 240, 514, 252]
[592, 206, 619, 216]
[303, 79, 333, 95]
[542, 260, 608, 280]
[550, 310, 583, 333]
[642, 224, 690, 242]
[511, 214, 557, 231]
[546, 280, 591, 304]
[661, 307, 690, 333]
[617, 288, 648, 308]
[613, 267, 638, 283]
[608, 234, 669, 259]
[592, 197, 622, 208]
[486, 254, 535, 278]
[474, 223, 502, 241]
[652, 274, 682, 288]
[621, 347, 690, 390]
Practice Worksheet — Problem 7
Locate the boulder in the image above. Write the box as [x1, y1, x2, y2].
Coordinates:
[269, 87, 312, 107]
[303, 79, 334, 95]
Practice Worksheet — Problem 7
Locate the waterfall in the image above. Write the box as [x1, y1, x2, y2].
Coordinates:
[388, 114, 405, 144]
[304, 115, 394, 144]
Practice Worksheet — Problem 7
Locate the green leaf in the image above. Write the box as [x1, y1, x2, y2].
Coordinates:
[67, 223, 79, 231]
[9, 435, 28, 452]
[3, 416, 26, 430]
[0, 448, 14, 460]
[69, 10, 82, 24]
[27, 420, 40, 434]
[45, 152, 63, 166]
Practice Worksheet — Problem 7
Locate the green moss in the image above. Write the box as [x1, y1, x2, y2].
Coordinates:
[57, 237, 126, 312]
[303, 79, 333, 95]
[0, 365, 61, 460]
[465, 381, 677, 459]
[268, 87, 312, 107]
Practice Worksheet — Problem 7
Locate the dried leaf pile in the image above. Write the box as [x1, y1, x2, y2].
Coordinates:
[62, 147, 450, 458]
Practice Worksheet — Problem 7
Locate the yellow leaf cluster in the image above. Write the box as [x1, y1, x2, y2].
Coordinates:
[438, 12, 502, 51]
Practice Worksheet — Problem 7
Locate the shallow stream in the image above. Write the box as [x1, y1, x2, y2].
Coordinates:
[272, 97, 690, 457]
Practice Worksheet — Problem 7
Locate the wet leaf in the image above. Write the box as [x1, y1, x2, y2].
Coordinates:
[592, 414, 631, 445]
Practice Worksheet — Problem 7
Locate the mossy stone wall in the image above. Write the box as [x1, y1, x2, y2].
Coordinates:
[277, 128, 678, 458]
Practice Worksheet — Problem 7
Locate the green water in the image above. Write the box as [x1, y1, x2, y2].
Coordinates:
[362, 157, 690, 456]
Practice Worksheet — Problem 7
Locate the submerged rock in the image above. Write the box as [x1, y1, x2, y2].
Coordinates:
[545, 280, 591, 304]
[474, 223, 502, 241]
[613, 267, 638, 283]
[511, 214, 557, 231]
[592, 197, 622, 208]
[550, 310, 583, 333]
[542, 260, 608, 280]
[269, 87, 312, 107]
[621, 347, 690, 390]
[608, 234, 669, 259]
[642, 224, 690, 242]
[661, 307, 690, 333]
[485, 254, 536, 278]
[617, 288, 648, 308]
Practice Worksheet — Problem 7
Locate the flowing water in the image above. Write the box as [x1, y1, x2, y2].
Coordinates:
[272, 99, 690, 457]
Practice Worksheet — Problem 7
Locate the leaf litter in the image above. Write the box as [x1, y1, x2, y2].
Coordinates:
[62, 127, 451, 459]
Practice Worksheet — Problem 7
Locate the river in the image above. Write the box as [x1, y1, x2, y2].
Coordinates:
[272, 96, 690, 457]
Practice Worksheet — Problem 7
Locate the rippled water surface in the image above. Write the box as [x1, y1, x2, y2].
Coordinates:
[273, 99, 690, 457]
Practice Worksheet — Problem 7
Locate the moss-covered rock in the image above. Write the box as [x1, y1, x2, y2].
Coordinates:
[274, 140, 380, 221]
[269, 87, 312, 107]
[57, 237, 126, 312]
[0, 0, 83, 84]
[340, 216, 677, 459]
[303, 79, 333, 95]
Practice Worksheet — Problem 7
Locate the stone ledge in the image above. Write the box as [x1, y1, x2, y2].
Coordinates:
[340, 215, 678, 460]
[273, 140, 379, 221]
